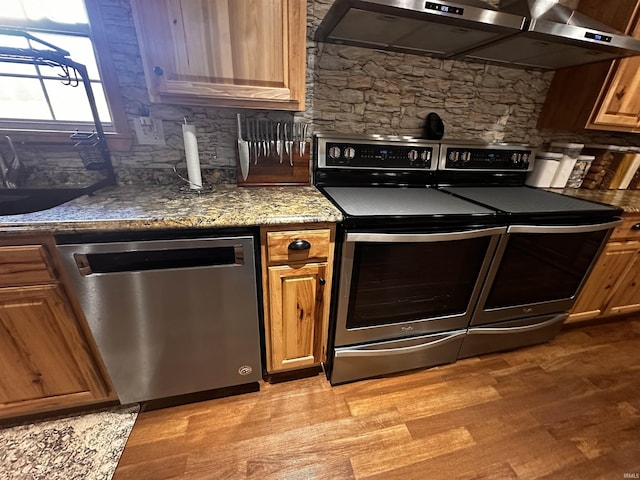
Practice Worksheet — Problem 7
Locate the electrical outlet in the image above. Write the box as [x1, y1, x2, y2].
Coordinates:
[134, 116, 165, 145]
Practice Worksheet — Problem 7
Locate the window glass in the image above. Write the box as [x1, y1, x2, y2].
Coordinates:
[0, 0, 111, 127]
[18, 0, 89, 24]
[37, 33, 100, 79]
[45, 79, 111, 122]
[0, 76, 51, 120]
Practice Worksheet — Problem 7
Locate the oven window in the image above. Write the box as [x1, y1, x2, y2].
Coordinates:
[346, 237, 491, 329]
[485, 229, 608, 309]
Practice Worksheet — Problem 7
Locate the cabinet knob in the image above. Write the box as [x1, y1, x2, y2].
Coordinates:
[288, 239, 311, 251]
[319, 278, 326, 285]
[153, 66, 164, 76]
[631, 223, 640, 231]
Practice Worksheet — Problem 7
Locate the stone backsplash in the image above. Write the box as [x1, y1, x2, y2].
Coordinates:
[20, 0, 640, 185]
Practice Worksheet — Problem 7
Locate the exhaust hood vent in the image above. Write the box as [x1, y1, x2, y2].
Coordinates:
[314, 0, 640, 70]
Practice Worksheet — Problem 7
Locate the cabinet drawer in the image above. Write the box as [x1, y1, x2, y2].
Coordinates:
[610, 216, 640, 241]
[0, 245, 55, 287]
[266, 229, 331, 264]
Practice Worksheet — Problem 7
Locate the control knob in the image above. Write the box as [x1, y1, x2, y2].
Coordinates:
[344, 147, 356, 160]
[421, 150, 431, 161]
[408, 149, 418, 162]
[328, 146, 341, 159]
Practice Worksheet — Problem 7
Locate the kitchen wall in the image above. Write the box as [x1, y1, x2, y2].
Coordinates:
[93, 0, 639, 184]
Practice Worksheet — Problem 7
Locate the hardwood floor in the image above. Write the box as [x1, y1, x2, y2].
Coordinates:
[113, 318, 640, 480]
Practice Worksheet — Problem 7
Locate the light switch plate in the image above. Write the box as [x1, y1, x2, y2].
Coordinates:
[134, 116, 165, 145]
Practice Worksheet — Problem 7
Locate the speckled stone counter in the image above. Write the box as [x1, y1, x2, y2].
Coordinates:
[551, 188, 640, 214]
[0, 185, 343, 233]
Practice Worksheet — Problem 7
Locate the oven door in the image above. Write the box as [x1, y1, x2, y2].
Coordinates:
[472, 220, 621, 325]
[333, 227, 506, 347]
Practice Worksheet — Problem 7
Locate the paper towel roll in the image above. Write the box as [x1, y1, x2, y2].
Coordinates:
[182, 123, 202, 190]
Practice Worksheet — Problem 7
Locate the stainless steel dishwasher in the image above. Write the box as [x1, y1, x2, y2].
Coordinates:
[57, 234, 262, 404]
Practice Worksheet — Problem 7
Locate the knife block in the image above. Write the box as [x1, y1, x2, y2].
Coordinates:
[236, 142, 310, 186]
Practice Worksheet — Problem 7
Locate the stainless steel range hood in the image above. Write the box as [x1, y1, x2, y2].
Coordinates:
[314, 0, 640, 69]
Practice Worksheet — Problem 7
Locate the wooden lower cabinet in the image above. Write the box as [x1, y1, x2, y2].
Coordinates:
[602, 245, 640, 317]
[267, 263, 329, 371]
[261, 224, 335, 374]
[568, 215, 640, 324]
[0, 236, 113, 419]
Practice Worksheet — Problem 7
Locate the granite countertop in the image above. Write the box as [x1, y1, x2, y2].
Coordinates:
[0, 185, 343, 233]
[551, 188, 640, 214]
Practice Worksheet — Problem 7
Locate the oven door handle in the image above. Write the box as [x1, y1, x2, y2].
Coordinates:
[334, 331, 466, 357]
[507, 220, 622, 235]
[345, 227, 507, 244]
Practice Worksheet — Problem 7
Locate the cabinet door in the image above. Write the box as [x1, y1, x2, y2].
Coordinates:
[590, 18, 640, 130]
[130, 0, 306, 110]
[266, 263, 329, 372]
[603, 245, 640, 316]
[537, 1, 640, 133]
[0, 285, 109, 418]
[568, 242, 638, 323]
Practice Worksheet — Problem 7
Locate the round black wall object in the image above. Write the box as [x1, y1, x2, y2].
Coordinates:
[424, 112, 444, 140]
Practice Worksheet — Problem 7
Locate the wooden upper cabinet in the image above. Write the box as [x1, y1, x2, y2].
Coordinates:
[130, 0, 307, 110]
[538, 0, 640, 133]
[591, 18, 640, 130]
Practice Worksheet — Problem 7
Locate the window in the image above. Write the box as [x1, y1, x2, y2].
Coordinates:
[0, 0, 130, 149]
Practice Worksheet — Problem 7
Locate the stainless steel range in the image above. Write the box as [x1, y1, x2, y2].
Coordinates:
[314, 134, 621, 385]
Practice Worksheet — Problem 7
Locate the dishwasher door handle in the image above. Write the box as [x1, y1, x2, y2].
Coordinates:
[65, 238, 249, 276]
[74, 253, 93, 276]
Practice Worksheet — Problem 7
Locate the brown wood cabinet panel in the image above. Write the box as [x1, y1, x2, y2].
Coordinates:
[266, 229, 332, 264]
[568, 241, 637, 323]
[610, 214, 640, 241]
[0, 245, 54, 287]
[266, 263, 329, 371]
[260, 224, 335, 375]
[591, 18, 640, 130]
[603, 247, 640, 316]
[130, 0, 306, 110]
[0, 285, 109, 418]
[538, 0, 640, 133]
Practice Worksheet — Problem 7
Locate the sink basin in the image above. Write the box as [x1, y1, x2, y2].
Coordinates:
[0, 187, 89, 216]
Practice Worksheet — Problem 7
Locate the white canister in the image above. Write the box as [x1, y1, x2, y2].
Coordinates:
[526, 152, 562, 187]
[549, 142, 584, 188]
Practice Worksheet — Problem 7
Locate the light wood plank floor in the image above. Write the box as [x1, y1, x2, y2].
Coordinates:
[113, 318, 640, 480]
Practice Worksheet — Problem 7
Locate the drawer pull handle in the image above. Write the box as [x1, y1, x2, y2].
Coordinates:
[288, 239, 311, 251]
[319, 278, 326, 286]
[631, 223, 640, 231]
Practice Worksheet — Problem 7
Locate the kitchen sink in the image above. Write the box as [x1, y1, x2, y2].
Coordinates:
[0, 187, 89, 216]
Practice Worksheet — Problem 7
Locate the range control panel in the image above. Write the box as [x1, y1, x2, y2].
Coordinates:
[318, 137, 438, 171]
[441, 145, 534, 171]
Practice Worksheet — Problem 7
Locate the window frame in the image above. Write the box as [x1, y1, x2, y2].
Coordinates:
[0, 0, 131, 151]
